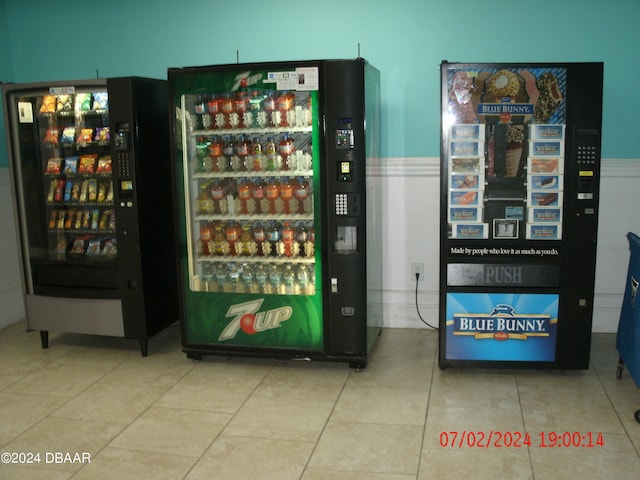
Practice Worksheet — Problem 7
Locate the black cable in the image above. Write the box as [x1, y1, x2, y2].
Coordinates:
[415, 273, 438, 330]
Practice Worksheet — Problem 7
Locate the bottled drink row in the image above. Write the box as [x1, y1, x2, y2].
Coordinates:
[198, 220, 315, 259]
[199, 261, 316, 296]
[192, 90, 311, 131]
[197, 177, 313, 216]
[194, 133, 312, 174]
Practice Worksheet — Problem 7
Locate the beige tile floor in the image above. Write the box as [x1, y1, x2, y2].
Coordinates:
[0, 320, 639, 479]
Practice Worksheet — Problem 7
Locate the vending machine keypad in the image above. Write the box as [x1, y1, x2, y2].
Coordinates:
[335, 194, 348, 215]
[577, 145, 598, 168]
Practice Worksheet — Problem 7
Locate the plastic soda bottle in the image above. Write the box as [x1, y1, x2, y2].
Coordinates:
[210, 181, 226, 214]
[281, 221, 295, 257]
[297, 264, 310, 294]
[234, 91, 249, 128]
[209, 136, 224, 172]
[235, 135, 250, 172]
[283, 265, 296, 294]
[251, 180, 265, 214]
[265, 137, 278, 171]
[278, 91, 296, 127]
[221, 93, 236, 129]
[253, 222, 266, 256]
[266, 178, 280, 214]
[279, 177, 293, 214]
[294, 177, 310, 214]
[226, 222, 240, 256]
[249, 90, 266, 128]
[208, 94, 222, 129]
[194, 95, 208, 130]
[198, 183, 214, 214]
[255, 264, 268, 292]
[264, 90, 277, 127]
[251, 137, 264, 171]
[278, 133, 295, 171]
[199, 222, 212, 256]
[237, 180, 252, 214]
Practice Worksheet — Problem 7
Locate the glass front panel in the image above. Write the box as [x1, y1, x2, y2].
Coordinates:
[178, 81, 319, 297]
[444, 67, 567, 241]
[15, 89, 117, 266]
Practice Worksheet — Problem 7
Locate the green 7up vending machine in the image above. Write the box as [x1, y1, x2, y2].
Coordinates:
[168, 59, 382, 368]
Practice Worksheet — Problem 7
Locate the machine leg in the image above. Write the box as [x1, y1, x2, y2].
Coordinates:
[617, 356, 624, 380]
[40, 330, 49, 349]
[139, 339, 148, 357]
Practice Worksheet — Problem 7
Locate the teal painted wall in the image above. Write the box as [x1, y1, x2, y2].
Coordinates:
[1, 0, 639, 168]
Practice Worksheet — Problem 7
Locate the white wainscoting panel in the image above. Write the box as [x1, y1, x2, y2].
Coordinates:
[1, 160, 638, 332]
[0, 168, 25, 329]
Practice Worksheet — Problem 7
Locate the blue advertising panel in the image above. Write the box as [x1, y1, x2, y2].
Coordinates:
[445, 293, 558, 362]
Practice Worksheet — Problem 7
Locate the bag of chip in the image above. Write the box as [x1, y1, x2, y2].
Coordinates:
[77, 128, 93, 144]
[96, 156, 112, 173]
[44, 129, 59, 144]
[64, 157, 78, 174]
[94, 127, 110, 142]
[75, 93, 92, 112]
[92, 92, 108, 110]
[40, 95, 56, 113]
[61, 127, 76, 144]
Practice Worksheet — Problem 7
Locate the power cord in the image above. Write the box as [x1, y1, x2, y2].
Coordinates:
[415, 272, 438, 330]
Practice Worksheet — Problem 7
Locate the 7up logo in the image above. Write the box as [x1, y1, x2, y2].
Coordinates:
[218, 299, 293, 341]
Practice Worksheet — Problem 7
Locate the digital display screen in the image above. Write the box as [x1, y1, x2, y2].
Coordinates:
[120, 180, 133, 191]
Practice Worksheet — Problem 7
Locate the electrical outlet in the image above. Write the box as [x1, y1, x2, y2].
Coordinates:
[411, 262, 424, 282]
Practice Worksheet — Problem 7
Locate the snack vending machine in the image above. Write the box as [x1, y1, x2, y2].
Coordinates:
[3, 77, 178, 355]
[168, 59, 382, 368]
[439, 62, 603, 369]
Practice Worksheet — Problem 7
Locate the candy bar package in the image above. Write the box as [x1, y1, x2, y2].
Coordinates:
[63, 181, 73, 202]
[81, 210, 91, 229]
[106, 181, 113, 202]
[74, 210, 83, 229]
[79, 180, 89, 202]
[71, 182, 81, 201]
[53, 180, 64, 202]
[61, 127, 76, 144]
[87, 179, 97, 202]
[97, 182, 108, 202]
[99, 209, 111, 229]
[56, 211, 65, 229]
[64, 209, 75, 229]
[90, 209, 99, 229]
[48, 210, 58, 229]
